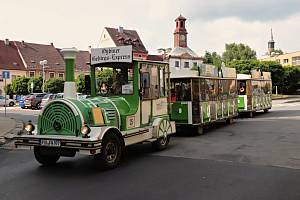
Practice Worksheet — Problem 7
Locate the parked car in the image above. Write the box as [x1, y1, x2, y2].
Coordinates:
[40, 94, 55, 108]
[24, 93, 47, 109]
[0, 96, 16, 107]
[19, 95, 30, 109]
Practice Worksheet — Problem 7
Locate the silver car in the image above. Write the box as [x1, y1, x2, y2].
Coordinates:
[0, 96, 16, 107]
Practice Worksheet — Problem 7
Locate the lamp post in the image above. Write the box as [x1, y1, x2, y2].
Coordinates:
[40, 60, 47, 93]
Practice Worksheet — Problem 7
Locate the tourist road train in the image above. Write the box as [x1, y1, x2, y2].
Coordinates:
[13, 46, 272, 169]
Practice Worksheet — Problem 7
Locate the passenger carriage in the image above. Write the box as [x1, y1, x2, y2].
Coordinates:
[14, 46, 176, 169]
[237, 70, 272, 117]
[169, 65, 238, 134]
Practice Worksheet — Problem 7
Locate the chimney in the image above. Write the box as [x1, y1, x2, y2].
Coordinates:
[60, 48, 78, 99]
[4, 39, 9, 46]
[118, 26, 124, 33]
[22, 40, 25, 45]
[50, 42, 54, 46]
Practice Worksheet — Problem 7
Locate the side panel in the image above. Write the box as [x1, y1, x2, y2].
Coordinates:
[170, 102, 189, 123]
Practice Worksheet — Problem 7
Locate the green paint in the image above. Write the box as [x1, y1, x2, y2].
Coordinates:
[65, 59, 75, 81]
[238, 96, 245, 111]
[170, 102, 188, 123]
[90, 66, 96, 97]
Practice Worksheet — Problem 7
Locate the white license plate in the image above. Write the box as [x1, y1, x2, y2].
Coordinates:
[40, 139, 61, 147]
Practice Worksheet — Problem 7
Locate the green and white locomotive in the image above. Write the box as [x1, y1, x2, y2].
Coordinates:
[169, 65, 238, 134]
[14, 46, 175, 169]
[237, 70, 272, 117]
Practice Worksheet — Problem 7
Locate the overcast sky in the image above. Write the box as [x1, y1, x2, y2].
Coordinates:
[1, 0, 300, 57]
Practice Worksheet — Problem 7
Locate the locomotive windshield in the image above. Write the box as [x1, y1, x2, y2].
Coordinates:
[96, 64, 134, 96]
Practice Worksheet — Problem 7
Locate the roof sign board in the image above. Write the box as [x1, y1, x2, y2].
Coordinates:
[91, 45, 132, 65]
[221, 66, 236, 78]
[2, 71, 10, 79]
[200, 64, 218, 77]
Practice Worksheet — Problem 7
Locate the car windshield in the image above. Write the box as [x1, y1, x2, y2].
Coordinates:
[43, 94, 50, 99]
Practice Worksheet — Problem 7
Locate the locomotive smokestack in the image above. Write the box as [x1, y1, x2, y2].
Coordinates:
[60, 47, 78, 99]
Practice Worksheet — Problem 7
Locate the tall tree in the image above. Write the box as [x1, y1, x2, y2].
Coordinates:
[27, 76, 43, 93]
[11, 77, 30, 95]
[203, 51, 222, 67]
[44, 78, 64, 93]
[222, 43, 256, 62]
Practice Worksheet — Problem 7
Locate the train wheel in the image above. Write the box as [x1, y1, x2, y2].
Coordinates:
[95, 133, 122, 169]
[264, 109, 269, 113]
[152, 119, 171, 151]
[34, 147, 60, 166]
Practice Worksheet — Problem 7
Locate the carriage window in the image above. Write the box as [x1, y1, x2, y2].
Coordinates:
[200, 79, 209, 101]
[229, 79, 236, 97]
[140, 64, 159, 100]
[192, 79, 200, 101]
[238, 81, 246, 95]
[171, 79, 191, 101]
[207, 79, 218, 101]
[97, 65, 133, 96]
[219, 80, 229, 100]
[159, 66, 166, 97]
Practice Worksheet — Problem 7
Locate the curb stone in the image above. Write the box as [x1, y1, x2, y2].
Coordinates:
[0, 119, 24, 148]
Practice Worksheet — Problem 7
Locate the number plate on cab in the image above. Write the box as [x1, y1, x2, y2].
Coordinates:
[40, 139, 61, 147]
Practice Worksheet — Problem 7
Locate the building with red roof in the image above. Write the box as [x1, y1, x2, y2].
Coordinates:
[99, 27, 148, 60]
[0, 39, 26, 95]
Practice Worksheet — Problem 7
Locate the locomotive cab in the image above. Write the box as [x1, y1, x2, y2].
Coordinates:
[14, 46, 175, 169]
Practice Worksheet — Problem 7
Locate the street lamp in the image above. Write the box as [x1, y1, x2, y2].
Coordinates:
[39, 60, 47, 93]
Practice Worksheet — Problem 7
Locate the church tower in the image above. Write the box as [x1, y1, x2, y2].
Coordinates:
[174, 15, 188, 48]
[268, 28, 275, 55]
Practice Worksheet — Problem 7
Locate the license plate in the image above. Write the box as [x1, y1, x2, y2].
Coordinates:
[40, 139, 61, 147]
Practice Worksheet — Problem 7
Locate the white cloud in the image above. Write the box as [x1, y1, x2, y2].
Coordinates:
[0, 0, 299, 58]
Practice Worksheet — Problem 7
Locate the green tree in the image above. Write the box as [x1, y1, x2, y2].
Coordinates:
[203, 51, 222, 68]
[27, 76, 43, 93]
[281, 67, 300, 94]
[96, 68, 113, 86]
[11, 77, 30, 95]
[4, 84, 14, 97]
[222, 43, 256, 62]
[75, 74, 86, 93]
[44, 78, 64, 93]
[273, 49, 284, 55]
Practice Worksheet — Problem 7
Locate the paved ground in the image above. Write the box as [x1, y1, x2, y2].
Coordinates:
[0, 98, 300, 200]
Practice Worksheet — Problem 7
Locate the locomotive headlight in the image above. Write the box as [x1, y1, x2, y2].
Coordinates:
[24, 121, 35, 134]
[81, 125, 91, 137]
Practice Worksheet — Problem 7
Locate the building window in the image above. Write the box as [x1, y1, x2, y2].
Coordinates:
[49, 72, 55, 79]
[283, 59, 289, 64]
[58, 73, 64, 79]
[180, 21, 183, 27]
[184, 62, 189, 68]
[292, 56, 300, 66]
[175, 61, 180, 68]
[39, 71, 43, 77]
[29, 71, 35, 77]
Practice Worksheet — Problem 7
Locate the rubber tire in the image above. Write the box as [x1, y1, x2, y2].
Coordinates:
[21, 106, 25, 109]
[9, 102, 14, 107]
[249, 112, 254, 118]
[152, 136, 170, 151]
[195, 126, 204, 136]
[34, 147, 60, 166]
[264, 109, 269, 113]
[226, 118, 233, 125]
[36, 103, 41, 110]
[95, 133, 122, 169]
